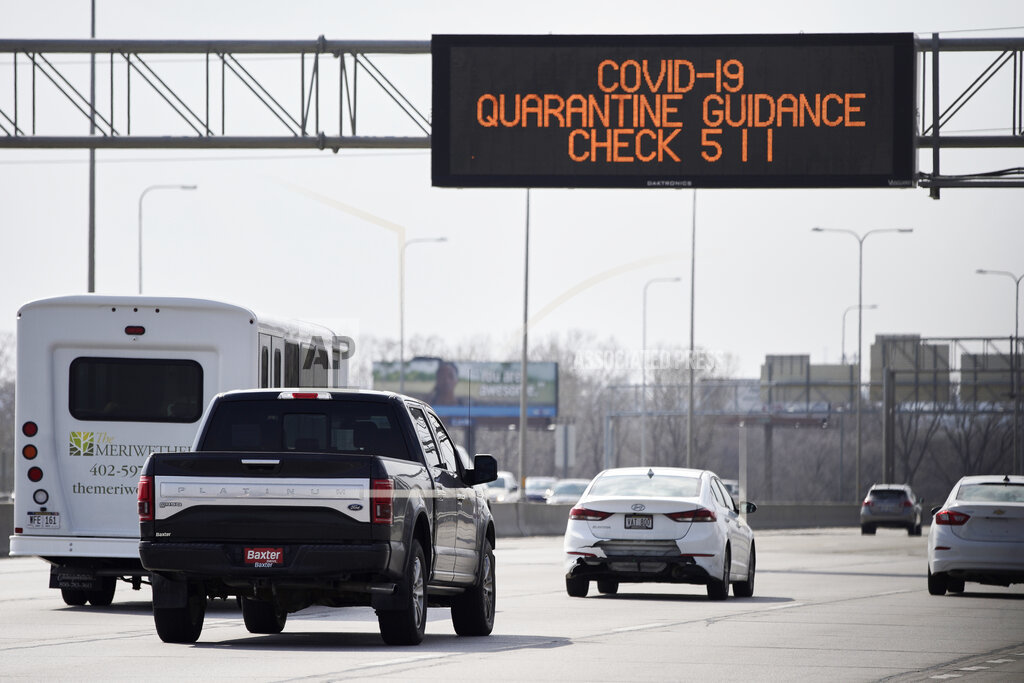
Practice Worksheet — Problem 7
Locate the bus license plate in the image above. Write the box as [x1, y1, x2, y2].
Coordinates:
[29, 512, 61, 529]
[625, 514, 652, 530]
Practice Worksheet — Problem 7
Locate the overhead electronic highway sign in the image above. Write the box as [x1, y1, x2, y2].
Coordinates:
[431, 33, 916, 189]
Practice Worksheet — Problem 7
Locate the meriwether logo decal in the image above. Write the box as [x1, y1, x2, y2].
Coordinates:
[68, 432, 190, 457]
[69, 432, 96, 457]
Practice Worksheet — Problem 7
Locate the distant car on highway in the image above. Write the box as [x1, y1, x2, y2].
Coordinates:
[927, 474, 1024, 596]
[546, 478, 591, 505]
[860, 483, 923, 535]
[524, 476, 558, 503]
[485, 470, 521, 503]
[563, 467, 756, 600]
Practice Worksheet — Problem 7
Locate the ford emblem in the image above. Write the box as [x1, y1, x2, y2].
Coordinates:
[631, 503, 646, 512]
[348, 504, 364, 511]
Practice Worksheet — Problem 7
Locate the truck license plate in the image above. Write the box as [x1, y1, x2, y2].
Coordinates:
[28, 512, 60, 529]
[625, 514, 653, 530]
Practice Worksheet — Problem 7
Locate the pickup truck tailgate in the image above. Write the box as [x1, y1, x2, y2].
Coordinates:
[149, 452, 380, 543]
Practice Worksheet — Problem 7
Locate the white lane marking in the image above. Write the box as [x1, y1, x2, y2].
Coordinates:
[612, 623, 665, 633]
[987, 659, 1014, 664]
[958, 666, 989, 671]
[930, 675, 962, 680]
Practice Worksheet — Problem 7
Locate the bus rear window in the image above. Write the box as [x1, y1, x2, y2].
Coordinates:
[69, 357, 203, 423]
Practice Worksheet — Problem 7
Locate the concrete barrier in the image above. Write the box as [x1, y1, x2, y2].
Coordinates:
[1, 501, 11, 556]
[0, 500, 864, 556]
[489, 502, 862, 538]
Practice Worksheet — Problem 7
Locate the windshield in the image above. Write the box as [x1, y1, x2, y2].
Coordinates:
[589, 474, 701, 498]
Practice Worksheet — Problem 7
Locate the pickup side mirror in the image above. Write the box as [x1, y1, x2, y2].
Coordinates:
[465, 454, 498, 486]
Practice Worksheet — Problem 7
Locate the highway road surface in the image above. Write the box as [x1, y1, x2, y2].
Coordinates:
[1, 528, 1022, 682]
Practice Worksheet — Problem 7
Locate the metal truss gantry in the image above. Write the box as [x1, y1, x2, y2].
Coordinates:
[0, 35, 1022, 188]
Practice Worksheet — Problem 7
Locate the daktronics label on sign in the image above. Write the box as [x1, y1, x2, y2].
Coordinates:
[431, 34, 917, 189]
[244, 547, 283, 567]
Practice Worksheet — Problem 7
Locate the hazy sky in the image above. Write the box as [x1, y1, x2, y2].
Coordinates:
[2, 1, 1022, 380]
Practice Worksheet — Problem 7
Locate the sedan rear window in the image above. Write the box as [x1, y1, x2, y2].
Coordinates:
[957, 483, 1024, 503]
[868, 490, 909, 500]
[589, 474, 700, 498]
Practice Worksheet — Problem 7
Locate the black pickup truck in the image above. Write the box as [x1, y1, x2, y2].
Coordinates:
[137, 388, 498, 645]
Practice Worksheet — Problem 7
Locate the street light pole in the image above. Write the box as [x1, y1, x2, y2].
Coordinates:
[813, 226, 912, 499]
[138, 184, 197, 294]
[641, 276, 682, 467]
[842, 304, 878, 364]
[398, 236, 447, 393]
[976, 268, 1023, 475]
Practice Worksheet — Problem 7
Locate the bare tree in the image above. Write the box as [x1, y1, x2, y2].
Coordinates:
[940, 406, 1013, 482]
[0, 333, 15, 496]
[894, 404, 945, 485]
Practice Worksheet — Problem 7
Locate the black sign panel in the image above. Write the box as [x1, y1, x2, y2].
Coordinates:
[431, 34, 916, 189]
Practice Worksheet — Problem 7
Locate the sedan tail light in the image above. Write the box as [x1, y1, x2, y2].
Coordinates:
[666, 507, 716, 522]
[933, 509, 970, 526]
[569, 507, 612, 521]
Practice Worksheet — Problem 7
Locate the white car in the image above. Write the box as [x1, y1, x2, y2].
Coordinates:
[563, 467, 757, 600]
[485, 470, 521, 503]
[927, 474, 1024, 595]
[546, 478, 592, 505]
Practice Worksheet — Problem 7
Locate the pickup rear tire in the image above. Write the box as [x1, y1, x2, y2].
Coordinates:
[88, 577, 117, 606]
[241, 597, 287, 634]
[153, 580, 206, 644]
[451, 540, 495, 636]
[377, 540, 427, 645]
[61, 588, 88, 606]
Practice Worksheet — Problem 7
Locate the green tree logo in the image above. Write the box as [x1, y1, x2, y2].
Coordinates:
[69, 432, 95, 457]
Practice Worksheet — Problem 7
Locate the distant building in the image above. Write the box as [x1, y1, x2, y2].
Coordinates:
[960, 351, 1014, 403]
[760, 354, 857, 410]
[869, 335, 951, 403]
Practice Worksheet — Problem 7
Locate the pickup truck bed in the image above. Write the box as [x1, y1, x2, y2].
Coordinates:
[138, 389, 498, 645]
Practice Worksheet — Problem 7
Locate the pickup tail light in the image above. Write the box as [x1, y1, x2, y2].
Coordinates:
[569, 507, 612, 521]
[934, 509, 970, 526]
[138, 476, 154, 521]
[372, 478, 394, 524]
[666, 507, 716, 522]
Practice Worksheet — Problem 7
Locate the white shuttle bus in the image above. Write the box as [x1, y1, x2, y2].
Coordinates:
[11, 295, 353, 606]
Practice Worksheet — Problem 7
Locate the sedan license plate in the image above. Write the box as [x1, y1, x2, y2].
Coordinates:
[625, 514, 653, 530]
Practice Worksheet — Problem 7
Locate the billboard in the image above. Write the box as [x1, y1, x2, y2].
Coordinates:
[372, 358, 558, 423]
[432, 33, 916, 189]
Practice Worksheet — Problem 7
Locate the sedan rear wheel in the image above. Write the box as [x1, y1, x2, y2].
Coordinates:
[861, 524, 876, 535]
[707, 548, 730, 601]
[732, 546, 755, 598]
[565, 576, 589, 598]
[927, 568, 947, 596]
[596, 580, 618, 595]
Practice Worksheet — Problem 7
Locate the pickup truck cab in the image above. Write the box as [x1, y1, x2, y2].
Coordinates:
[138, 388, 498, 645]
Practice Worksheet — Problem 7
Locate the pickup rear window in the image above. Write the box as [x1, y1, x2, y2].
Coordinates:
[201, 399, 411, 461]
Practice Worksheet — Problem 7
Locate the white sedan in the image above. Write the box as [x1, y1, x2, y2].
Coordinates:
[563, 467, 757, 600]
[927, 474, 1024, 595]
